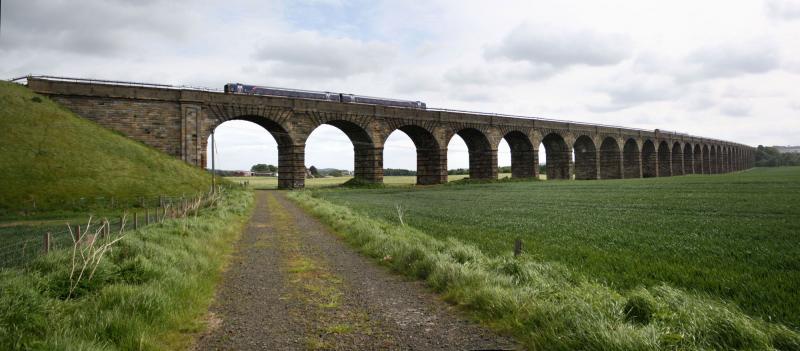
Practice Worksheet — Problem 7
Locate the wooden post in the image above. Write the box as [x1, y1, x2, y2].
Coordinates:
[120, 215, 125, 232]
[146, 209, 150, 225]
[43, 232, 51, 253]
[76, 225, 81, 243]
[134, 212, 138, 230]
[514, 238, 523, 257]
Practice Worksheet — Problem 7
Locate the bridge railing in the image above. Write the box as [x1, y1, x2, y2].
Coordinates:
[9, 75, 222, 92]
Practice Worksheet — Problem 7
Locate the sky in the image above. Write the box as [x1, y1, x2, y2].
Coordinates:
[2, 0, 798, 171]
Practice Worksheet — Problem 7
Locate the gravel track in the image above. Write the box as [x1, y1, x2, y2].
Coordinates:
[195, 190, 518, 350]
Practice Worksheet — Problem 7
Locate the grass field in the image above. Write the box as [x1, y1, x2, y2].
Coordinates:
[311, 167, 800, 330]
[225, 173, 517, 189]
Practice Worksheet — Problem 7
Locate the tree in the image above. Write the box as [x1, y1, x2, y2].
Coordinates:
[309, 165, 320, 176]
[329, 169, 343, 177]
[755, 145, 800, 167]
[251, 164, 269, 172]
[267, 164, 277, 172]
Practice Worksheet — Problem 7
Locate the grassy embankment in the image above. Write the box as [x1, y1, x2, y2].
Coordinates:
[0, 81, 211, 220]
[0, 81, 250, 350]
[289, 168, 800, 350]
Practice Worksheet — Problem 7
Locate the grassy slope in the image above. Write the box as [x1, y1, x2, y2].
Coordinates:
[0, 189, 253, 350]
[0, 81, 211, 215]
[312, 167, 800, 330]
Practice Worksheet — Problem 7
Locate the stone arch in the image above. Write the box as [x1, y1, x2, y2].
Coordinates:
[671, 142, 684, 176]
[542, 132, 572, 180]
[501, 131, 537, 178]
[658, 141, 672, 177]
[710, 145, 719, 174]
[642, 139, 658, 178]
[449, 128, 496, 179]
[704, 145, 712, 173]
[694, 144, 704, 174]
[683, 143, 694, 174]
[212, 114, 303, 189]
[306, 119, 381, 183]
[599, 137, 622, 179]
[722, 146, 731, 173]
[385, 125, 446, 185]
[623, 138, 641, 178]
[573, 135, 598, 180]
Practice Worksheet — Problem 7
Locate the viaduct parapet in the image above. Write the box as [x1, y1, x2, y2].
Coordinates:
[26, 77, 755, 189]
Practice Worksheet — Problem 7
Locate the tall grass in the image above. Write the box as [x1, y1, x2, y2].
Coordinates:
[288, 191, 800, 350]
[0, 189, 253, 350]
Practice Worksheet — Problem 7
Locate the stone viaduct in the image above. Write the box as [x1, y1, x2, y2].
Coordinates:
[27, 77, 755, 189]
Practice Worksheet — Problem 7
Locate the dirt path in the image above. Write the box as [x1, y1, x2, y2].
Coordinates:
[195, 191, 517, 350]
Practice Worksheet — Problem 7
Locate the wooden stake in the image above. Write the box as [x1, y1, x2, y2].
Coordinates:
[43, 232, 51, 253]
[514, 238, 523, 257]
[146, 209, 150, 225]
[134, 212, 138, 229]
[76, 225, 81, 243]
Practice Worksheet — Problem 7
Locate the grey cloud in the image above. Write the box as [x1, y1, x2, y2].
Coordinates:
[766, 0, 800, 20]
[0, 0, 195, 57]
[681, 39, 780, 81]
[444, 62, 557, 86]
[719, 102, 752, 117]
[252, 31, 395, 79]
[486, 22, 632, 69]
[589, 75, 681, 112]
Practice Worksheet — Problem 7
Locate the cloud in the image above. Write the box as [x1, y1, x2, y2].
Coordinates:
[252, 31, 396, 79]
[681, 38, 780, 81]
[588, 74, 681, 112]
[0, 0, 194, 57]
[766, 0, 800, 20]
[486, 21, 632, 69]
[444, 62, 557, 85]
[719, 101, 752, 117]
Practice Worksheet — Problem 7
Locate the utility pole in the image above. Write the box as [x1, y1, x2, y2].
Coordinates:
[211, 131, 216, 193]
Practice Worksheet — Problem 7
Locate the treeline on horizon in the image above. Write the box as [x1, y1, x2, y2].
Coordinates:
[216, 148, 800, 177]
[756, 145, 800, 167]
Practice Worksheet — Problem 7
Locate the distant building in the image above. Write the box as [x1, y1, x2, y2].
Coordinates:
[774, 146, 800, 153]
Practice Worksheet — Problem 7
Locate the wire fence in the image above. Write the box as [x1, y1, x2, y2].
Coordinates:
[0, 184, 240, 269]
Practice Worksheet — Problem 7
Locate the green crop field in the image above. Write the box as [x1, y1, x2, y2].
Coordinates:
[311, 167, 800, 330]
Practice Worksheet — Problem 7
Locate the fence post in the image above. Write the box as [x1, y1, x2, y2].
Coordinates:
[43, 232, 51, 253]
[514, 238, 523, 257]
[120, 214, 125, 233]
[134, 212, 138, 230]
[146, 209, 150, 225]
[76, 225, 81, 243]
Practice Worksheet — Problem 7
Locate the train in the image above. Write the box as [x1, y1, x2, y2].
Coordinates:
[224, 83, 426, 109]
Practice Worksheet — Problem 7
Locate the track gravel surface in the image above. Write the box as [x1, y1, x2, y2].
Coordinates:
[195, 191, 517, 350]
